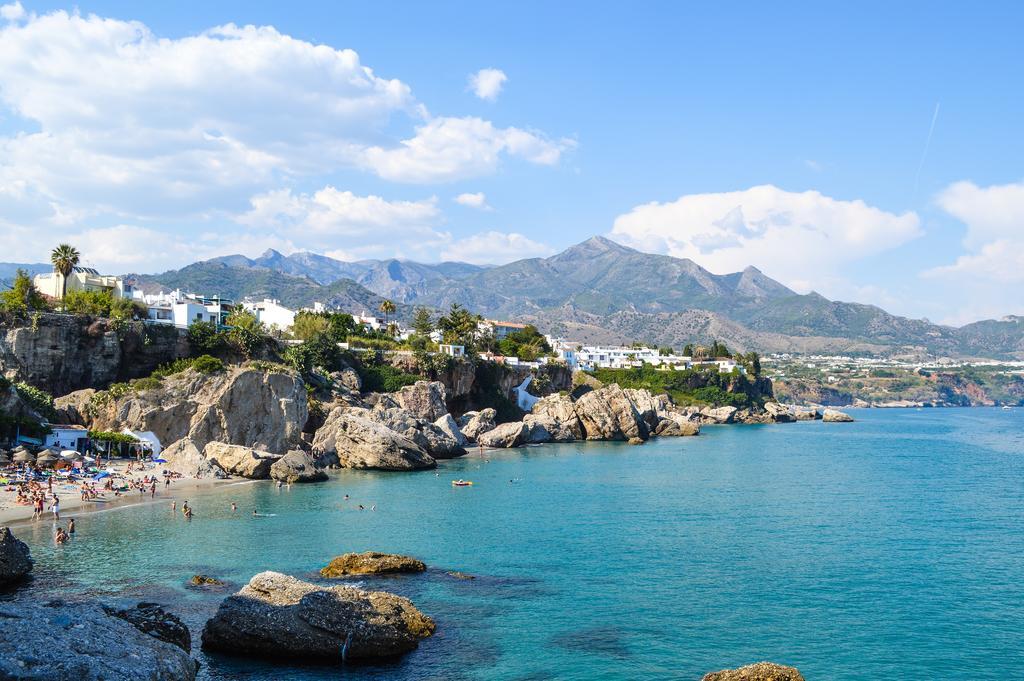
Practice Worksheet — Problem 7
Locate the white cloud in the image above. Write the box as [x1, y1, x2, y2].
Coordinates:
[0, 2, 24, 21]
[610, 185, 921, 295]
[362, 116, 573, 183]
[926, 179, 1024, 286]
[468, 68, 507, 101]
[441, 230, 552, 264]
[454, 192, 491, 210]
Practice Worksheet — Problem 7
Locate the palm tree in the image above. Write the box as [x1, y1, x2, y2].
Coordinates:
[378, 299, 396, 326]
[50, 244, 80, 310]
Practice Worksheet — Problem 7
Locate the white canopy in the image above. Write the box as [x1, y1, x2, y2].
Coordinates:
[121, 429, 163, 457]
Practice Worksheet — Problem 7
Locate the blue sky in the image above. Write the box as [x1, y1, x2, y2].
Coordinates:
[0, 1, 1022, 325]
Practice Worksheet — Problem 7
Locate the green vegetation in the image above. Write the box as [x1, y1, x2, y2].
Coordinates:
[87, 430, 139, 445]
[284, 333, 344, 375]
[592, 363, 766, 407]
[484, 324, 551, 361]
[438, 303, 482, 349]
[151, 354, 225, 378]
[63, 289, 145, 323]
[358, 359, 420, 393]
[0, 269, 49, 314]
[50, 243, 80, 311]
[13, 382, 57, 421]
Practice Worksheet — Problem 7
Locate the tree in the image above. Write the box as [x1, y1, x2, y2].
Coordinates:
[291, 311, 330, 341]
[386, 321, 399, 338]
[378, 299, 396, 326]
[659, 346, 674, 356]
[438, 303, 481, 348]
[50, 243, 81, 310]
[412, 306, 433, 336]
[683, 344, 695, 357]
[1, 269, 48, 313]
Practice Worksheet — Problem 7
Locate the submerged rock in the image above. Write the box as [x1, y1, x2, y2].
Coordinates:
[822, 408, 855, 422]
[313, 409, 436, 470]
[320, 552, 426, 577]
[446, 571, 475, 580]
[0, 599, 196, 680]
[201, 571, 435, 662]
[204, 442, 282, 479]
[0, 527, 32, 585]
[104, 602, 192, 653]
[270, 449, 328, 483]
[190, 574, 225, 587]
[701, 662, 805, 681]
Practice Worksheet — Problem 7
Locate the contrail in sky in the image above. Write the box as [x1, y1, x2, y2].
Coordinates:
[912, 102, 940, 201]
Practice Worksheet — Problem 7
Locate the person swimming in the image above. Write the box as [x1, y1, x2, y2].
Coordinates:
[231, 502, 237, 512]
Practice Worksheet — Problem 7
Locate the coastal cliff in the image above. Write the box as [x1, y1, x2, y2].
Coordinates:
[0, 312, 187, 396]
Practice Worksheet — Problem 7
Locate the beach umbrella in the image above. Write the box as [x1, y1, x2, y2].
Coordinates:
[11, 450, 34, 463]
[0, 453, 10, 465]
[61, 450, 83, 460]
[35, 454, 58, 468]
[93, 471, 111, 480]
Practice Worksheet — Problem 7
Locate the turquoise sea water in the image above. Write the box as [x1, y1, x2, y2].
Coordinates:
[8, 408, 1024, 680]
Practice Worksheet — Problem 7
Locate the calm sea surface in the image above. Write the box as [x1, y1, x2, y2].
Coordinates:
[9, 408, 1024, 680]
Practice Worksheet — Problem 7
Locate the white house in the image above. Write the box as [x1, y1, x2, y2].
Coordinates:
[241, 298, 296, 332]
[478, 319, 529, 340]
[44, 424, 89, 452]
[136, 289, 233, 329]
[34, 267, 133, 301]
[439, 344, 466, 358]
[354, 313, 385, 331]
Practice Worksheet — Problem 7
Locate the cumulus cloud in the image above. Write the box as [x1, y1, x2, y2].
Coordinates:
[468, 68, 507, 101]
[926, 180, 1024, 284]
[0, 2, 24, 21]
[610, 185, 921, 295]
[454, 192, 491, 210]
[362, 116, 573, 183]
[441, 230, 552, 264]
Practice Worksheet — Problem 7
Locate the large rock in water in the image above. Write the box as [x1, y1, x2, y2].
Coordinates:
[653, 417, 700, 437]
[700, 405, 738, 424]
[701, 662, 805, 681]
[822, 408, 855, 422]
[162, 438, 228, 479]
[477, 421, 528, 448]
[88, 367, 307, 454]
[369, 407, 466, 459]
[320, 552, 426, 577]
[458, 408, 496, 442]
[623, 388, 670, 431]
[0, 527, 32, 585]
[270, 450, 328, 483]
[530, 393, 583, 441]
[204, 442, 281, 479]
[201, 571, 435, 662]
[395, 380, 448, 421]
[0, 599, 196, 680]
[573, 384, 648, 441]
[763, 401, 796, 423]
[313, 409, 436, 470]
[433, 413, 470, 448]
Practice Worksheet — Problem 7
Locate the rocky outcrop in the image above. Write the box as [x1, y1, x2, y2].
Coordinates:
[162, 438, 228, 479]
[822, 408, 855, 422]
[204, 442, 281, 479]
[763, 401, 795, 423]
[89, 367, 307, 454]
[53, 388, 95, 425]
[104, 602, 192, 653]
[458, 408, 496, 442]
[320, 552, 426, 577]
[434, 413, 469, 448]
[699, 405, 738, 424]
[653, 417, 700, 437]
[573, 384, 648, 441]
[395, 381, 448, 421]
[270, 450, 328, 483]
[701, 662, 804, 681]
[369, 407, 466, 459]
[793, 407, 821, 421]
[0, 598, 196, 680]
[623, 388, 670, 431]
[530, 393, 584, 441]
[0, 312, 187, 396]
[330, 368, 362, 394]
[312, 409, 435, 470]
[0, 527, 32, 585]
[477, 421, 529, 448]
[201, 571, 435, 662]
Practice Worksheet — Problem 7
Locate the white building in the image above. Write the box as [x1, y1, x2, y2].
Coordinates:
[135, 289, 233, 329]
[44, 424, 89, 452]
[241, 298, 296, 332]
[354, 313, 385, 331]
[478, 319, 529, 340]
[439, 344, 466, 358]
[34, 267, 133, 300]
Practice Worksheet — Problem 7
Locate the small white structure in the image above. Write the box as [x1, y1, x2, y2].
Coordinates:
[44, 424, 89, 451]
[354, 313, 385, 331]
[513, 376, 540, 411]
[478, 319, 529, 340]
[439, 344, 466, 358]
[122, 429, 162, 457]
[242, 298, 296, 332]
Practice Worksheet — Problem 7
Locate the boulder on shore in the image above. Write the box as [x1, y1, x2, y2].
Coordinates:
[312, 409, 436, 470]
[573, 384, 648, 441]
[370, 407, 466, 459]
[0, 527, 32, 585]
[763, 401, 796, 423]
[270, 450, 328, 483]
[395, 380, 449, 421]
[458, 408, 496, 442]
[0, 599, 196, 680]
[793, 408, 821, 421]
[653, 417, 700, 437]
[530, 393, 584, 441]
[320, 552, 426, 577]
[201, 571, 435, 662]
[699, 405, 738, 424]
[433, 413, 470, 448]
[477, 421, 529, 448]
[822, 408, 855, 422]
[204, 442, 281, 479]
[701, 661, 805, 681]
[162, 438, 228, 479]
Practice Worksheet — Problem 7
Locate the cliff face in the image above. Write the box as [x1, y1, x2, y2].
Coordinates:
[0, 313, 187, 397]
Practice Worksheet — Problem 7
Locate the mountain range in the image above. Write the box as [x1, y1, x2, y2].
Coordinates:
[20, 238, 1024, 359]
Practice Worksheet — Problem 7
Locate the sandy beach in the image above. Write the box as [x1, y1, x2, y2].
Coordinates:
[0, 461, 248, 527]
